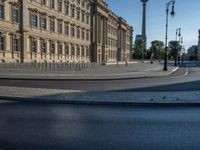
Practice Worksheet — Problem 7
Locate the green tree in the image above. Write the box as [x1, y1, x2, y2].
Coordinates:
[168, 41, 182, 66]
[133, 39, 145, 59]
[150, 40, 165, 60]
[146, 49, 152, 59]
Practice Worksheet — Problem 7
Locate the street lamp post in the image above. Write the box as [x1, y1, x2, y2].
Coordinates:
[176, 28, 182, 65]
[163, 0, 175, 71]
[176, 28, 181, 41]
[179, 37, 183, 64]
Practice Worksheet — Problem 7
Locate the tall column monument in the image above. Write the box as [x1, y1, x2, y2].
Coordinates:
[140, 0, 148, 49]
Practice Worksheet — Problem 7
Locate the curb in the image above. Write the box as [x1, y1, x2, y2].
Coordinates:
[0, 67, 180, 81]
[0, 76, 150, 81]
[0, 96, 200, 107]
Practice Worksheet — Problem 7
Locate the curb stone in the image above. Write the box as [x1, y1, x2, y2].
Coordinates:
[0, 67, 179, 81]
[0, 95, 199, 107]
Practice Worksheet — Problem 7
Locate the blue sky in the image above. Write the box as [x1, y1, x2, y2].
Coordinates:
[105, 0, 200, 50]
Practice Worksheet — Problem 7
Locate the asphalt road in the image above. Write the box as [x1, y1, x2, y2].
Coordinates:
[0, 62, 200, 150]
[1, 102, 200, 150]
[0, 61, 200, 92]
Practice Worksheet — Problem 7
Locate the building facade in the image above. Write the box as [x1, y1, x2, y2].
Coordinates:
[0, 0, 133, 63]
[197, 29, 200, 60]
[188, 45, 198, 61]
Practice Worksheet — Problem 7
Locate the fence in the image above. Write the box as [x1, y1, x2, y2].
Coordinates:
[0, 62, 99, 71]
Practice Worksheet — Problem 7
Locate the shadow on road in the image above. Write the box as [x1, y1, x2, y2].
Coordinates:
[114, 80, 200, 92]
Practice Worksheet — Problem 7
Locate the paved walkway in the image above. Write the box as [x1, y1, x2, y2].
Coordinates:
[0, 86, 200, 105]
[0, 62, 178, 80]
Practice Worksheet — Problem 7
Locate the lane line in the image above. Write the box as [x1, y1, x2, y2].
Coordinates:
[167, 66, 179, 75]
[169, 64, 188, 79]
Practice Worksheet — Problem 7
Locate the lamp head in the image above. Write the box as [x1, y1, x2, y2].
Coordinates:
[140, 0, 148, 3]
[178, 32, 181, 37]
[170, 4, 175, 17]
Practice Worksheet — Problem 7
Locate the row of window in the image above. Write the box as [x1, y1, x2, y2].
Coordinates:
[30, 13, 90, 40]
[40, 0, 89, 11]
[30, 10, 90, 29]
[108, 25, 117, 37]
[108, 17, 118, 27]
[34, 0, 90, 24]
[0, 2, 90, 25]
[0, 34, 20, 52]
[29, 38, 89, 57]
[126, 35, 130, 42]
[108, 50, 116, 59]
[0, 35, 89, 57]
[108, 38, 117, 48]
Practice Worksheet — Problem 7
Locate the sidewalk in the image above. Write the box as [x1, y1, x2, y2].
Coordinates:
[0, 86, 200, 106]
[0, 62, 178, 80]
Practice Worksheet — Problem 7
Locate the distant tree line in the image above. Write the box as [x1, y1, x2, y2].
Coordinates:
[132, 39, 182, 66]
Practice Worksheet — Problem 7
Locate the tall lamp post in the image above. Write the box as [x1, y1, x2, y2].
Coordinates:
[163, 0, 175, 71]
[179, 37, 183, 64]
[175, 28, 183, 64]
[176, 28, 181, 41]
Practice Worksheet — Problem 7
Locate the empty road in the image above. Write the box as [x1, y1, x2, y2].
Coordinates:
[0, 102, 200, 150]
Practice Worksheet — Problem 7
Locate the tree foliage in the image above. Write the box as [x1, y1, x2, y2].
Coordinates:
[133, 39, 147, 59]
[168, 41, 182, 66]
[149, 40, 165, 60]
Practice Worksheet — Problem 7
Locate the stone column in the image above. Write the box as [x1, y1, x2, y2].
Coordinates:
[37, 38, 40, 53]
[101, 16, 103, 44]
[95, 12, 98, 43]
[72, 44, 75, 61]
[98, 14, 101, 43]
[55, 42, 58, 56]
[46, 39, 50, 54]
[105, 18, 108, 45]
[69, 43, 71, 61]
[5, 33, 10, 52]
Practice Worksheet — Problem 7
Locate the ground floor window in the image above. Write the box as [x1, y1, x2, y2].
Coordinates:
[86, 46, 89, 57]
[13, 35, 19, 51]
[0, 36, 4, 50]
[65, 44, 69, 55]
[50, 41, 55, 54]
[76, 45, 80, 56]
[81, 46, 84, 56]
[31, 38, 37, 53]
[41, 39, 46, 53]
[71, 45, 75, 55]
[58, 42, 63, 55]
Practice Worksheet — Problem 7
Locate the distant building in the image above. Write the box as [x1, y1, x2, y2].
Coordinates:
[188, 45, 198, 61]
[135, 35, 143, 41]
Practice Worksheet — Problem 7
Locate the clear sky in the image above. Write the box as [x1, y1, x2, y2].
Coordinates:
[105, 0, 200, 50]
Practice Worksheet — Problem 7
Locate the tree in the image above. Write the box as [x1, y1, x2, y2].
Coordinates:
[133, 39, 145, 59]
[168, 41, 182, 66]
[149, 40, 165, 60]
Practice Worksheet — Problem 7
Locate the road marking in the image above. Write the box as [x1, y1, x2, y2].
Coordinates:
[168, 66, 179, 75]
[169, 64, 188, 79]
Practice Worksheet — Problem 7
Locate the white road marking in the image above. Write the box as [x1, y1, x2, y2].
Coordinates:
[168, 66, 179, 75]
[169, 64, 188, 79]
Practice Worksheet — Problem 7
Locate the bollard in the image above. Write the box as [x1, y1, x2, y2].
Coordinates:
[79, 63, 81, 71]
[75, 63, 77, 71]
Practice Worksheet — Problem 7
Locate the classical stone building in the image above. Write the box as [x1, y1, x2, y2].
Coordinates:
[0, 0, 133, 63]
